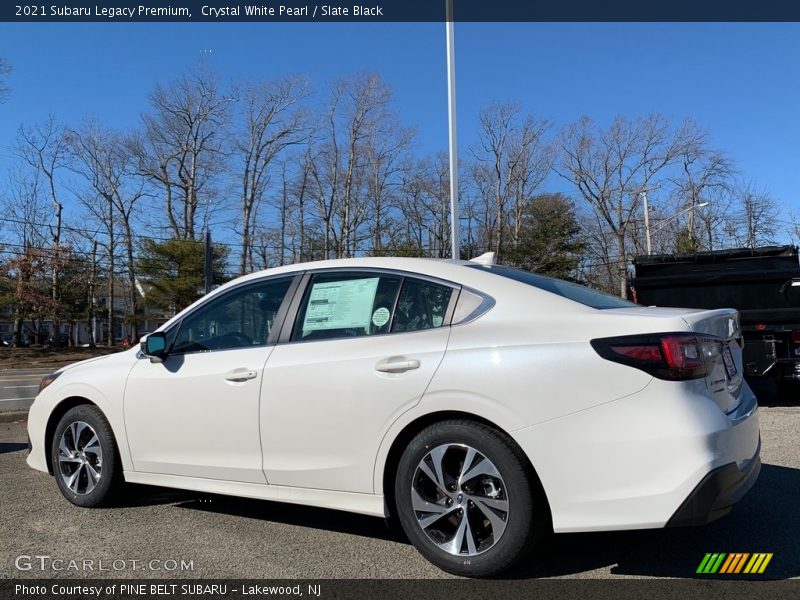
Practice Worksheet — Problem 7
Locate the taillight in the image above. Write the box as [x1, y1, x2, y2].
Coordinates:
[591, 333, 724, 381]
[792, 330, 800, 344]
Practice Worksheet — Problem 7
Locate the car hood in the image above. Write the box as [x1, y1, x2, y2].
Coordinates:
[54, 347, 138, 375]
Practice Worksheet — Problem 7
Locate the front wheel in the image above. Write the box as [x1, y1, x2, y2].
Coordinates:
[394, 420, 548, 577]
[51, 405, 122, 507]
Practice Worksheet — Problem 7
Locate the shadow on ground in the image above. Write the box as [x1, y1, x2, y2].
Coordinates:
[122, 462, 800, 580]
[748, 377, 799, 408]
[113, 484, 200, 508]
[509, 463, 799, 579]
[176, 494, 404, 543]
[0, 442, 27, 454]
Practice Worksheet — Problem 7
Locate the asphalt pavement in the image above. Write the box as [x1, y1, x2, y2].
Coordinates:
[0, 368, 50, 412]
[1, 405, 798, 580]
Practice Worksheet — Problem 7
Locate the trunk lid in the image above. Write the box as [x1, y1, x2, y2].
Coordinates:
[679, 308, 744, 415]
[604, 306, 744, 414]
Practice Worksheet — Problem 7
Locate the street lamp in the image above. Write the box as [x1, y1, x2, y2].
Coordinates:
[445, 0, 460, 260]
[645, 202, 709, 255]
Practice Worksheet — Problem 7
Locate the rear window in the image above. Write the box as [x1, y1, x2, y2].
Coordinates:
[467, 264, 636, 310]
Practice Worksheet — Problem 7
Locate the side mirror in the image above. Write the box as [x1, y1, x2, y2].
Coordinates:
[141, 332, 168, 363]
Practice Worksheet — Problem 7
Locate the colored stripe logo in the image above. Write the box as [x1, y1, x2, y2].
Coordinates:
[697, 553, 773, 574]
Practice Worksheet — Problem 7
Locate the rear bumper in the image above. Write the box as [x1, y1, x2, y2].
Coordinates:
[667, 438, 761, 527]
[512, 378, 761, 533]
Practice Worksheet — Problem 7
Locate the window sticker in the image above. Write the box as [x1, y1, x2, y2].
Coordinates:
[303, 278, 380, 332]
[372, 307, 391, 327]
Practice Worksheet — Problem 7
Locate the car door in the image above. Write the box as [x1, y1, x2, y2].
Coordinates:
[124, 275, 297, 483]
[260, 270, 457, 493]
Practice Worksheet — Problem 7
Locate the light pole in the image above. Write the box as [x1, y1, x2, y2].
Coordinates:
[446, 0, 460, 260]
[638, 184, 662, 255]
[641, 189, 652, 256]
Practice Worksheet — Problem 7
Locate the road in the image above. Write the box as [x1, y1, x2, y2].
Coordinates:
[0, 368, 50, 412]
[1, 407, 798, 580]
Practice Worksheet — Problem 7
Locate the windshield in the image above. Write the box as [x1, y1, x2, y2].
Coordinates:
[467, 264, 636, 310]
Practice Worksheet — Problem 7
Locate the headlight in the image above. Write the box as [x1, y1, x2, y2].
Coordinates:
[38, 372, 62, 394]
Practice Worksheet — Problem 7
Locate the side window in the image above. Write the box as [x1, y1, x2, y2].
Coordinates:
[392, 278, 455, 334]
[172, 277, 293, 354]
[292, 273, 401, 342]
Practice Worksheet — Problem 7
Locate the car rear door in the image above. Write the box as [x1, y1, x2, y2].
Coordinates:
[260, 270, 456, 493]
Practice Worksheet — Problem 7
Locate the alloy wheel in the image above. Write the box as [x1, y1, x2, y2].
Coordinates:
[411, 443, 509, 556]
[57, 421, 103, 495]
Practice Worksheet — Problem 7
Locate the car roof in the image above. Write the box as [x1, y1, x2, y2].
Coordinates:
[156, 257, 594, 333]
[230, 257, 472, 284]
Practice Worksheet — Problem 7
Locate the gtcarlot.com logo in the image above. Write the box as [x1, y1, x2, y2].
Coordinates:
[697, 552, 773, 574]
[14, 555, 194, 572]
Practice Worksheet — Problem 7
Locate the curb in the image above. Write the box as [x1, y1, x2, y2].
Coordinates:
[0, 411, 28, 423]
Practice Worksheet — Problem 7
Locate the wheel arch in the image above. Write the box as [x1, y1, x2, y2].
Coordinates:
[380, 410, 551, 523]
[44, 396, 101, 475]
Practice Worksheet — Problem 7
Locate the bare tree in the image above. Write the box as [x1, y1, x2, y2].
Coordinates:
[233, 76, 309, 273]
[396, 160, 429, 253]
[286, 144, 315, 262]
[308, 72, 395, 258]
[668, 124, 735, 250]
[131, 65, 231, 240]
[733, 180, 779, 248]
[397, 154, 454, 257]
[1, 168, 50, 346]
[14, 116, 69, 332]
[66, 121, 148, 343]
[557, 114, 700, 296]
[363, 111, 414, 255]
[1, 168, 50, 248]
[470, 102, 551, 262]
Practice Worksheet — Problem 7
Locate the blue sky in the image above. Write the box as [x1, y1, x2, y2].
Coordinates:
[1, 22, 799, 234]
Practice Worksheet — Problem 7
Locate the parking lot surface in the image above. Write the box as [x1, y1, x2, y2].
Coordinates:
[1, 396, 798, 580]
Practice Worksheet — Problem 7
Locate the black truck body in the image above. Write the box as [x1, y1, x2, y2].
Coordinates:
[630, 245, 800, 385]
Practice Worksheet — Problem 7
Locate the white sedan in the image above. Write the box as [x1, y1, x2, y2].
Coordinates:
[27, 256, 760, 576]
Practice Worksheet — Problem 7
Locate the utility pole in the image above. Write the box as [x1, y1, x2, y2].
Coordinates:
[639, 183, 662, 255]
[107, 200, 115, 346]
[204, 229, 213, 295]
[89, 240, 97, 347]
[280, 163, 287, 267]
[446, 0, 460, 260]
[642, 189, 652, 255]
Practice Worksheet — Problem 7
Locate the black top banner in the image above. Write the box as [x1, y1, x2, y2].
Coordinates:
[3, 0, 800, 22]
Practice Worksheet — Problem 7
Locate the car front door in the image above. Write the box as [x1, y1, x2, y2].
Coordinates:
[261, 270, 457, 493]
[124, 276, 297, 483]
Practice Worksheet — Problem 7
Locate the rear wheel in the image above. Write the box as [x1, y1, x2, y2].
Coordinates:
[51, 405, 122, 507]
[394, 420, 547, 577]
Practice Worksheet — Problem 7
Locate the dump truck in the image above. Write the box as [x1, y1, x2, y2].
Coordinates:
[630, 245, 800, 393]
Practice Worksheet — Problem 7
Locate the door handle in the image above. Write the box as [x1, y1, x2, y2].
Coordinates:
[375, 358, 421, 373]
[225, 368, 258, 382]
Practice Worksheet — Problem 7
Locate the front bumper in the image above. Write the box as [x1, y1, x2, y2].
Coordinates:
[667, 438, 761, 527]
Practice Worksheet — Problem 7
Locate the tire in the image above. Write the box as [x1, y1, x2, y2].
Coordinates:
[394, 419, 548, 577]
[51, 405, 122, 507]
